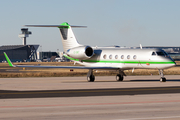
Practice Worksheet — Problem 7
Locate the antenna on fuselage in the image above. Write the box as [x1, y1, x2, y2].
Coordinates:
[140, 44, 142, 49]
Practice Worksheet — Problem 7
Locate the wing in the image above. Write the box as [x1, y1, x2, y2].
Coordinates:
[4, 52, 118, 70]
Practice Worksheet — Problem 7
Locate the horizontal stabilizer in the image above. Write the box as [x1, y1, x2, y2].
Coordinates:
[24, 25, 87, 28]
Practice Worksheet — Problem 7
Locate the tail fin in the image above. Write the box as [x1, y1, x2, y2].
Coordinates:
[59, 22, 81, 52]
[24, 22, 86, 52]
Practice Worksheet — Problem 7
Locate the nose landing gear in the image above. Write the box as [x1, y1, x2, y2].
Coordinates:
[158, 69, 166, 82]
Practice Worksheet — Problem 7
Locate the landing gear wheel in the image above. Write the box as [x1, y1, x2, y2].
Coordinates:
[160, 77, 166, 82]
[116, 74, 124, 81]
[87, 75, 95, 82]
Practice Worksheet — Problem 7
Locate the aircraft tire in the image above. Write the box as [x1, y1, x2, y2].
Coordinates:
[87, 75, 95, 82]
[116, 74, 123, 81]
[160, 77, 166, 82]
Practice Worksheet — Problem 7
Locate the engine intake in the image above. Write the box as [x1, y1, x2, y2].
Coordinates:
[66, 46, 94, 60]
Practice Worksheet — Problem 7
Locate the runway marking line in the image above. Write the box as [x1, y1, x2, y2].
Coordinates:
[1, 100, 180, 108]
[1, 87, 180, 95]
[114, 115, 180, 120]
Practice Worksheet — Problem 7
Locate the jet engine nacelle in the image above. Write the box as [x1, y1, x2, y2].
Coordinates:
[66, 46, 94, 60]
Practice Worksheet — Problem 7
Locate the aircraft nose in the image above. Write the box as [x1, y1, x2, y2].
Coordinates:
[170, 61, 176, 67]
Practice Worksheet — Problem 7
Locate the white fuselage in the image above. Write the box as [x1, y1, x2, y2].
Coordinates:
[73, 48, 175, 70]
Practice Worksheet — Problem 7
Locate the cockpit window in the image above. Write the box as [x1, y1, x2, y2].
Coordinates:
[152, 52, 156, 55]
[156, 52, 165, 56]
[163, 51, 169, 56]
[152, 50, 169, 57]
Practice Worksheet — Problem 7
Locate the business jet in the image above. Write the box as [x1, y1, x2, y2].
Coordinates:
[4, 22, 176, 82]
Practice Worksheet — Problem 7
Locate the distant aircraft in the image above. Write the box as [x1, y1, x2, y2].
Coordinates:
[4, 22, 176, 82]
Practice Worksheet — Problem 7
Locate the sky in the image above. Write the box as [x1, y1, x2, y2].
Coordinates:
[0, 0, 180, 51]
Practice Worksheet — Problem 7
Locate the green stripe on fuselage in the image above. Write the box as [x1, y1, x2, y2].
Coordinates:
[64, 55, 79, 61]
[64, 55, 175, 64]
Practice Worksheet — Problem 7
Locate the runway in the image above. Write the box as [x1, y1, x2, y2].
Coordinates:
[1, 75, 180, 120]
[1, 86, 180, 99]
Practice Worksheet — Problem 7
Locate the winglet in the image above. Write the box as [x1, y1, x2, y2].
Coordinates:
[4, 52, 14, 67]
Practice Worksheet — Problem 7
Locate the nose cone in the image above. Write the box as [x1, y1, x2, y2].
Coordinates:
[166, 60, 176, 68]
[170, 57, 176, 66]
[159, 57, 176, 69]
[171, 61, 176, 67]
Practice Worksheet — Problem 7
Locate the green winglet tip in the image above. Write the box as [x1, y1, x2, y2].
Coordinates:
[4, 52, 13, 67]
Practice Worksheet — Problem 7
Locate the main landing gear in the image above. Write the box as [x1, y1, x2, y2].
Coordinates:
[87, 69, 126, 82]
[116, 70, 126, 81]
[158, 69, 166, 82]
[87, 69, 95, 82]
[116, 74, 124, 81]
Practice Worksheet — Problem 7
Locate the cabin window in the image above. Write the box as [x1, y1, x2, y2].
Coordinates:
[121, 55, 124, 59]
[103, 54, 107, 59]
[127, 55, 130, 59]
[133, 55, 137, 59]
[115, 55, 118, 59]
[152, 52, 156, 55]
[109, 55, 112, 59]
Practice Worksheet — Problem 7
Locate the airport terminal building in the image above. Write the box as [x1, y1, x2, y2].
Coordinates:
[0, 45, 39, 62]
